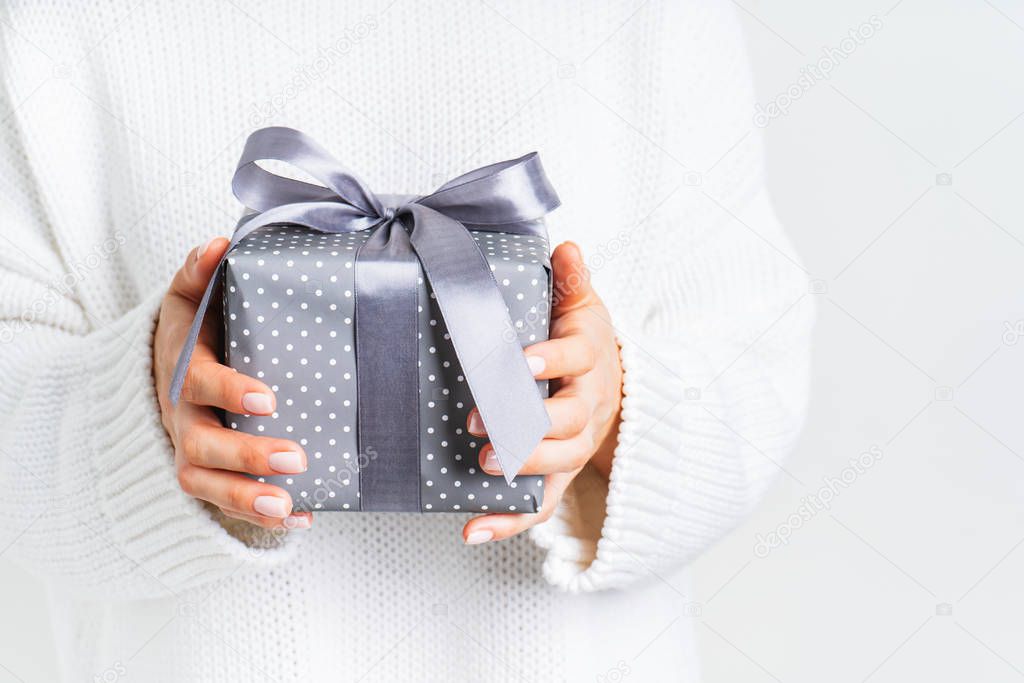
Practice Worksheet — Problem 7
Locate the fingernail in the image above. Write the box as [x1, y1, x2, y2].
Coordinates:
[468, 412, 486, 435]
[196, 237, 217, 262]
[565, 240, 583, 261]
[269, 451, 305, 474]
[253, 496, 290, 518]
[465, 529, 494, 545]
[283, 515, 310, 530]
[242, 392, 274, 415]
[526, 355, 545, 377]
[481, 448, 501, 474]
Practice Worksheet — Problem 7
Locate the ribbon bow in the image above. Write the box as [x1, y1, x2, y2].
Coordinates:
[170, 127, 560, 511]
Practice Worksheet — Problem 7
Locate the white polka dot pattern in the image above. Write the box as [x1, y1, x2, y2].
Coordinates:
[223, 225, 550, 512]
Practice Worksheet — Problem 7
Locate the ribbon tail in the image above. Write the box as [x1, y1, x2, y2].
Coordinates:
[169, 252, 223, 405]
[406, 205, 550, 482]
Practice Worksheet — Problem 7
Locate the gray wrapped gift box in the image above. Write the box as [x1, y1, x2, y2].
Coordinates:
[223, 225, 550, 512]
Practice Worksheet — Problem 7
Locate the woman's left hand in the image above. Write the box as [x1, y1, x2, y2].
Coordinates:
[462, 242, 623, 545]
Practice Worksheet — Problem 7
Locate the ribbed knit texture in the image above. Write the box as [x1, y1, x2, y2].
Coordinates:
[0, 2, 812, 681]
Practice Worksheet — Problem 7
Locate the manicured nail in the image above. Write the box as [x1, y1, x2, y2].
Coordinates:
[283, 515, 310, 529]
[526, 355, 545, 377]
[269, 451, 305, 474]
[196, 237, 217, 262]
[468, 412, 486, 435]
[465, 529, 494, 545]
[253, 496, 289, 518]
[567, 241, 583, 261]
[481, 448, 501, 474]
[242, 392, 274, 415]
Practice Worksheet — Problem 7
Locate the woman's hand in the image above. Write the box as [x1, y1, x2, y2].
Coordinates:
[153, 238, 313, 530]
[462, 242, 623, 545]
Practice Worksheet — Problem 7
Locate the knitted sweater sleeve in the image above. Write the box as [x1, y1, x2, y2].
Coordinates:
[0, 93, 298, 603]
[531, 4, 815, 591]
[531, 193, 814, 592]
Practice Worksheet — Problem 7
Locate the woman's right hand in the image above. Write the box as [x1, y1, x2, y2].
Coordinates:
[153, 237, 313, 530]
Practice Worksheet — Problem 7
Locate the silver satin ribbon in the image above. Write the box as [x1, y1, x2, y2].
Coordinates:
[170, 127, 559, 511]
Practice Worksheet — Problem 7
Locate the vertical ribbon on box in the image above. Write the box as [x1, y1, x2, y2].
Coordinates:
[352, 215, 421, 511]
[170, 127, 560, 511]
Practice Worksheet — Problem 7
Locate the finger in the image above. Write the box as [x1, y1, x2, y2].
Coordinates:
[180, 420, 307, 476]
[176, 464, 293, 518]
[221, 509, 313, 530]
[550, 241, 597, 314]
[522, 333, 597, 380]
[479, 434, 593, 476]
[181, 355, 276, 415]
[467, 396, 589, 439]
[168, 236, 230, 304]
[462, 472, 575, 544]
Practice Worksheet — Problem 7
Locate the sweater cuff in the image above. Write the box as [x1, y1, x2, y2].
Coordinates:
[532, 333, 752, 592]
[89, 290, 301, 591]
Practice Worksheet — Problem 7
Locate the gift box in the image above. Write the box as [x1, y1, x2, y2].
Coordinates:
[171, 127, 560, 513]
[222, 225, 550, 512]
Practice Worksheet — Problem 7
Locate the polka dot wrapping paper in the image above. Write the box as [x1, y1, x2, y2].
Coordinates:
[223, 224, 550, 512]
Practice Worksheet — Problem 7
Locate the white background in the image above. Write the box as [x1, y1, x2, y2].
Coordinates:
[2, 1, 1023, 681]
[695, 1, 1024, 681]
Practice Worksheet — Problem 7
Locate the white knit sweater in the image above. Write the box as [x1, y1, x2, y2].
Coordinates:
[0, 2, 812, 681]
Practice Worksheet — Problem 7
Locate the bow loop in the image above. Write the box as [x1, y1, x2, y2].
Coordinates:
[419, 153, 560, 227]
[233, 126, 383, 216]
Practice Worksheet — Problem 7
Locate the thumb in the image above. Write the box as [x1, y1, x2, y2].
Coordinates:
[550, 241, 596, 314]
[169, 236, 230, 304]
